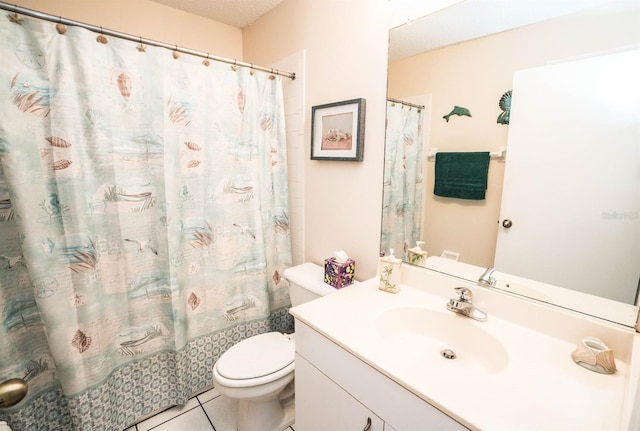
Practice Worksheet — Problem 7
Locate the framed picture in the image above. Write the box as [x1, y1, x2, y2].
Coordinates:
[311, 98, 365, 161]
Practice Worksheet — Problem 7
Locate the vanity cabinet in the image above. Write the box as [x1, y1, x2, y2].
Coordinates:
[294, 320, 468, 431]
[295, 354, 386, 431]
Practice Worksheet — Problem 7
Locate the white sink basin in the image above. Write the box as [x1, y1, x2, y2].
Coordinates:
[375, 307, 509, 374]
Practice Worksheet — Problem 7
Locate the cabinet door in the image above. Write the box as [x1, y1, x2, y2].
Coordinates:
[295, 354, 384, 431]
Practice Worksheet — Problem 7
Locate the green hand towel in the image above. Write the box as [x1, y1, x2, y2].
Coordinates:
[434, 152, 490, 200]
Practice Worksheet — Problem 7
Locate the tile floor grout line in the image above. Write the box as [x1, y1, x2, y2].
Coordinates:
[197, 396, 217, 431]
[146, 402, 201, 430]
[124, 391, 218, 431]
[134, 402, 183, 430]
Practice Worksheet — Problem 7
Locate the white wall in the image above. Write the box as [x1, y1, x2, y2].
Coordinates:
[244, 0, 391, 279]
[270, 51, 306, 266]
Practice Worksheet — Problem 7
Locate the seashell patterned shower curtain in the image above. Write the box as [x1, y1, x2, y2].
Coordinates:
[0, 14, 292, 431]
[381, 101, 424, 258]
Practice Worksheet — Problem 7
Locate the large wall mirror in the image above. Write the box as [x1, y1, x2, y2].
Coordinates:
[383, 0, 640, 326]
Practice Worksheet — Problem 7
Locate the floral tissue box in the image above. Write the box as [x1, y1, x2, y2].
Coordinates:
[324, 257, 355, 289]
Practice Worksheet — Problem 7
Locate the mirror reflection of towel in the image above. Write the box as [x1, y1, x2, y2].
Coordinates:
[434, 152, 490, 200]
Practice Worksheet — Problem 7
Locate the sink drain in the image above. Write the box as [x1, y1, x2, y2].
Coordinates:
[441, 349, 457, 360]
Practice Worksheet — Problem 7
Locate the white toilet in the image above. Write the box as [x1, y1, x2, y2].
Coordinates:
[212, 262, 344, 431]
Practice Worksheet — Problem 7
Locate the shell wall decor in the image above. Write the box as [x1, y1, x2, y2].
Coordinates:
[497, 90, 512, 125]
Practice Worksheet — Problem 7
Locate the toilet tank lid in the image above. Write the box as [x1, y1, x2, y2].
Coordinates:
[283, 262, 344, 296]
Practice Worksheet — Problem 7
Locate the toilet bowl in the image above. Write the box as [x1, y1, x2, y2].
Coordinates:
[213, 332, 295, 431]
[212, 262, 348, 431]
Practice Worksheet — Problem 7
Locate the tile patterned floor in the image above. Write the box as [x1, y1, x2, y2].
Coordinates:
[123, 386, 296, 431]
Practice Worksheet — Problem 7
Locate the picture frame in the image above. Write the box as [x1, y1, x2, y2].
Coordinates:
[311, 98, 365, 161]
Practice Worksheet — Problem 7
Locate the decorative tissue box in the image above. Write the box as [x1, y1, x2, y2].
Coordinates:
[324, 257, 355, 289]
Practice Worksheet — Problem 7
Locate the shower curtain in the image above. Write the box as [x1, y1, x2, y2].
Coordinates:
[0, 13, 292, 431]
[381, 101, 424, 258]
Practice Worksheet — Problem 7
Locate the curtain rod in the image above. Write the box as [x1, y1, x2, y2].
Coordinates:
[387, 98, 424, 110]
[0, 1, 296, 80]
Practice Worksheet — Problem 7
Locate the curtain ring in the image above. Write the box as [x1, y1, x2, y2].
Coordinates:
[250, 63, 255, 76]
[137, 36, 146, 52]
[231, 59, 238, 72]
[202, 52, 211, 67]
[96, 27, 108, 43]
[8, 5, 23, 24]
[56, 16, 67, 34]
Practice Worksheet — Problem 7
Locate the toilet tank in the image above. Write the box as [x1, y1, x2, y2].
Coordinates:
[283, 262, 344, 306]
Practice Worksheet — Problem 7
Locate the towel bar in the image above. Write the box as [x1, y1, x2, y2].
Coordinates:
[427, 146, 507, 162]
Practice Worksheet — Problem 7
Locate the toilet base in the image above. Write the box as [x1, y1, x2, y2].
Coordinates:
[236, 387, 294, 431]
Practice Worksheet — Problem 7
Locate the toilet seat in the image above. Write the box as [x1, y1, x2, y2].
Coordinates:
[214, 332, 294, 387]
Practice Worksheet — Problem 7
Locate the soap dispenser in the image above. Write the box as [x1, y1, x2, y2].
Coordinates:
[378, 248, 402, 294]
[407, 241, 428, 267]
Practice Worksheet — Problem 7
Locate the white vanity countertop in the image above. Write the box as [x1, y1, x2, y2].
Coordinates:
[290, 271, 637, 431]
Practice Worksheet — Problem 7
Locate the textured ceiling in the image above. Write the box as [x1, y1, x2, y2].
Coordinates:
[149, 0, 284, 28]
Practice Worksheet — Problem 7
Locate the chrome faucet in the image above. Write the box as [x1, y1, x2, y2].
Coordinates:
[447, 287, 487, 321]
[478, 267, 496, 287]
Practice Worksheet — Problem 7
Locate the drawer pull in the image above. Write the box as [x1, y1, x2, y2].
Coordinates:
[363, 416, 372, 431]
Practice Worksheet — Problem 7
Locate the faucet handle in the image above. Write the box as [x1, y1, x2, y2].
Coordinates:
[454, 287, 472, 302]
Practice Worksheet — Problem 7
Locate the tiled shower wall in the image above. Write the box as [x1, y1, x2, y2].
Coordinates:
[271, 50, 305, 266]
